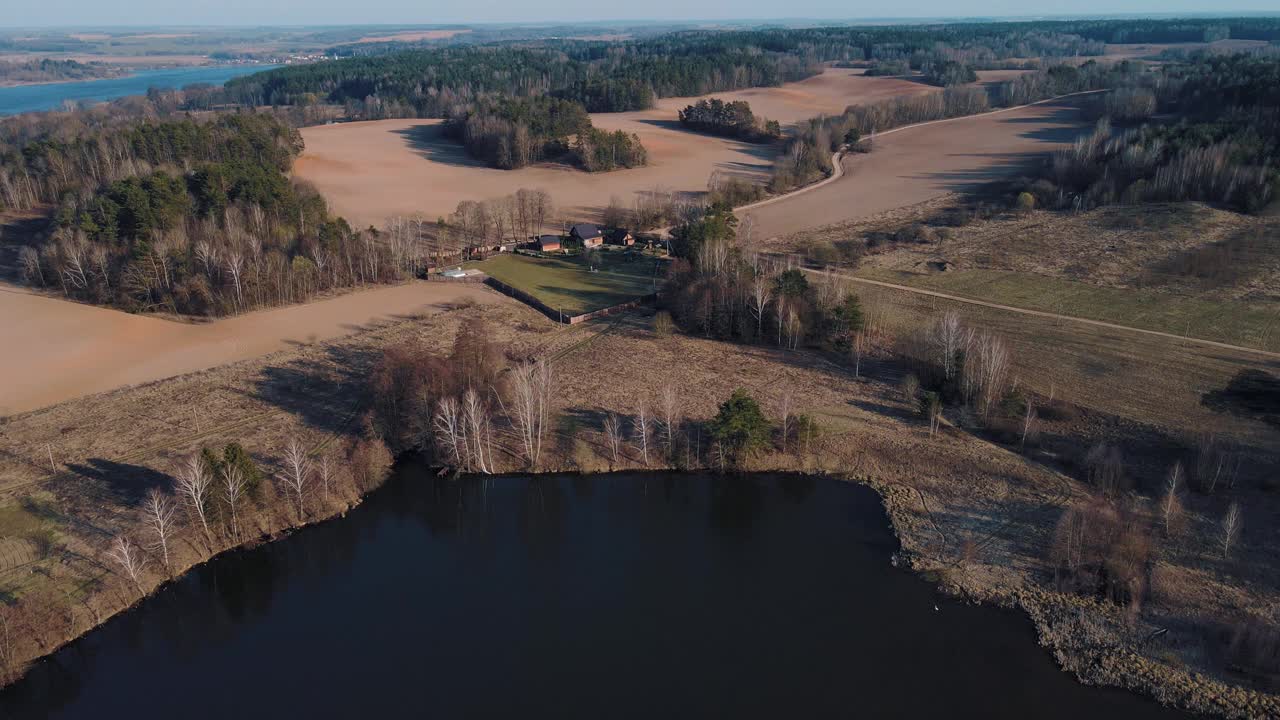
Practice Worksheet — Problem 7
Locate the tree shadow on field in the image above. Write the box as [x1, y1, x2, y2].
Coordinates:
[908, 152, 1044, 192]
[393, 123, 489, 169]
[246, 342, 381, 437]
[848, 398, 918, 422]
[63, 458, 172, 507]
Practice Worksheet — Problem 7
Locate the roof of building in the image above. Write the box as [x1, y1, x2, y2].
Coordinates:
[537, 235, 562, 246]
[607, 228, 633, 241]
[570, 223, 603, 240]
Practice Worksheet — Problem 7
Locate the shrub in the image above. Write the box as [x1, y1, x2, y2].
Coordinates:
[1015, 191, 1036, 213]
[707, 388, 772, 463]
[653, 310, 675, 337]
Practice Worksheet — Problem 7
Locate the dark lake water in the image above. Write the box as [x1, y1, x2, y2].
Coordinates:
[0, 65, 277, 116]
[0, 467, 1192, 719]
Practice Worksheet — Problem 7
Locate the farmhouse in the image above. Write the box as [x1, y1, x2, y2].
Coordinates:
[571, 223, 604, 247]
[537, 235, 563, 252]
[607, 228, 635, 246]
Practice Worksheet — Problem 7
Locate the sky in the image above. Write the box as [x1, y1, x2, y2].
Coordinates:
[4, 1, 1279, 27]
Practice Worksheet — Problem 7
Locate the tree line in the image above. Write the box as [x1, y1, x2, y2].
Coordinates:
[221, 18, 1226, 120]
[0, 58, 124, 84]
[1021, 53, 1280, 213]
[369, 315, 818, 472]
[677, 99, 781, 143]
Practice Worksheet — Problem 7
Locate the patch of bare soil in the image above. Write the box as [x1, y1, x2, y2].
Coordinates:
[0, 281, 500, 416]
[352, 29, 472, 43]
[743, 96, 1095, 241]
[293, 69, 935, 228]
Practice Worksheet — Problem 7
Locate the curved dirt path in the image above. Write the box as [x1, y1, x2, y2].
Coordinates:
[743, 92, 1102, 240]
[803, 267, 1280, 360]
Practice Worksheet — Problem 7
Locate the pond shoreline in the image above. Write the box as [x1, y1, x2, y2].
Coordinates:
[4, 456, 1274, 717]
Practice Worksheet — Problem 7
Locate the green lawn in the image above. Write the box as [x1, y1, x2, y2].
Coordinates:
[855, 268, 1280, 352]
[471, 251, 664, 317]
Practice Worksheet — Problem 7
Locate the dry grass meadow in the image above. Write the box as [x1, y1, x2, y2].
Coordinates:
[0, 282, 1276, 715]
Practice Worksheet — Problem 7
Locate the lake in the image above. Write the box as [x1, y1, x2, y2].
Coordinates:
[0, 467, 1193, 718]
[0, 65, 278, 116]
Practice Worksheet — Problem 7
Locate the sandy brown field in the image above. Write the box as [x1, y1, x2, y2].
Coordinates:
[294, 69, 935, 228]
[742, 96, 1094, 240]
[0, 281, 498, 416]
[1103, 39, 1272, 61]
[352, 29, 472, 43]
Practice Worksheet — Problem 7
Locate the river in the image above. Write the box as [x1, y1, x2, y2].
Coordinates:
[0, 65, 277, 116]
[0, 468, 1192, 719]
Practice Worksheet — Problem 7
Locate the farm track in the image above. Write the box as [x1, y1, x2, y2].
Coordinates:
[803, 268, 1280, 360]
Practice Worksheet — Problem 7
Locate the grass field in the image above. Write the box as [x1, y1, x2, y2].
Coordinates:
[472, 252, 663, 316]
[855, 268, 1280, 352]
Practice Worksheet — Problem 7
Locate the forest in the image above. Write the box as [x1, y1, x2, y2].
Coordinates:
[443, 96, 646, 171]
[1, 113, 427, 316]
[1022, 54, 1280, 213]
[0, 58, 124, 85]
[677, 99, 781, 143]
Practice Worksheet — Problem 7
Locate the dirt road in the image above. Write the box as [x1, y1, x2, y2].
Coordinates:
[743, 95, 1095, 240]
[804, 268, 1280, 360]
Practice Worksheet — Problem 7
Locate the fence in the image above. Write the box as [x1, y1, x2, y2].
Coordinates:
[483, 276, 656, 324]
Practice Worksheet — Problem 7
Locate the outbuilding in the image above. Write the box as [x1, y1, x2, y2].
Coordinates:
[570, 223, 604, 247]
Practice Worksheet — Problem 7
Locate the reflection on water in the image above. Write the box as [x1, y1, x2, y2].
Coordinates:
[0, 466, 1192, 719]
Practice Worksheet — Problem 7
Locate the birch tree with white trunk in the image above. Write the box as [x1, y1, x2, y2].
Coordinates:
[107, 535, 146, 593]
[281, 440, 310, 521]
[142, 488, 177, 575]
[175, 453, 213, 545]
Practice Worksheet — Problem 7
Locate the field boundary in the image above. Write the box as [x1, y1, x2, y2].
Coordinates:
[483, 276, 655, 324]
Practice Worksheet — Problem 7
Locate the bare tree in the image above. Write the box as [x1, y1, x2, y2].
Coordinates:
[434, 396, 466, 469]
[603, 413, 624, 468]
[1161, 463, 1184, 537]
[632, 402, 652, 467]
[778, 392, 794, 453]
[924, 392, 942, 437]
[318, 454, 334, 499]
[1221, 502, 1241, 560]
[281, 440, 310, 521]
[0, 610, 15, 686]
[222, 463, 248, 541]
[175, 453, 213, 544]
[142, 488, 177, 575]
[1020, 398, 1037, 450]
[658, 383, 682, 458]
[463, 388, 494, 474]
[508, 359, 554, 469]
[107, 535, 146, 593]
[850, 330, 868, 379]
[750, 275, 772, 339]
[932, 310, 968, 381]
